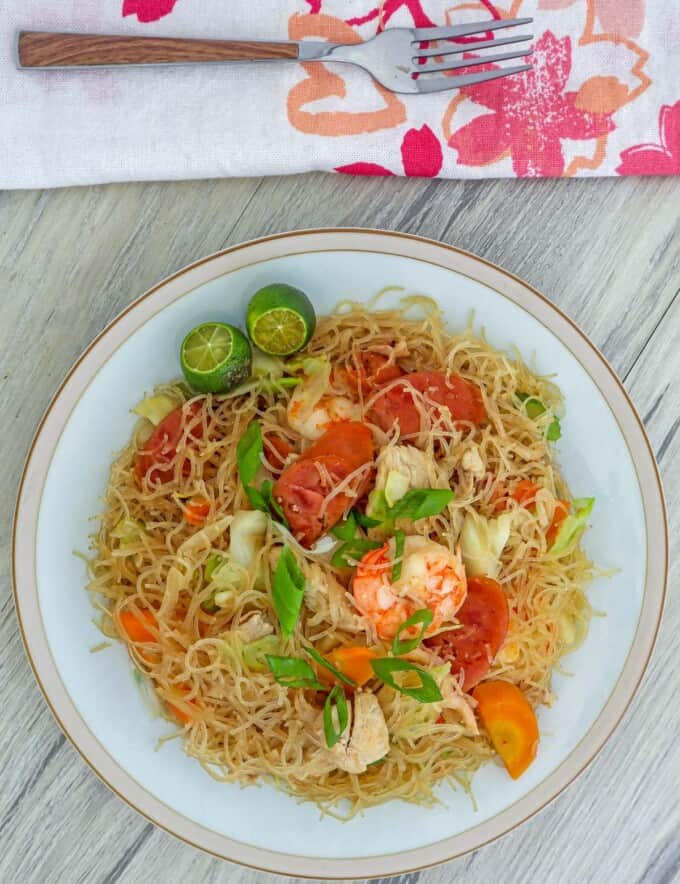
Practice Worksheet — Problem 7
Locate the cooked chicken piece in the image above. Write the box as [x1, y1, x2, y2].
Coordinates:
[460, 445, 485, 480]
[375, 443, 446, 496]
[328, 692, 390, 774]
[236, 611, 273, 643]
[304, 562, 368, 633]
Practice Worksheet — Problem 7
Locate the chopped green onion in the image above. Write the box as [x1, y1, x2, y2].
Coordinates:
[265, 654, 323, 689]
[304, 646, 356, 687]
[331, 538, 382, 569]
[331, 511, 359, 541]
[323, 685, 349, 748]
[260, 479, 288, 527]
[388, 488, 454, 523]
[239, 431, 288, 526]
[391, 608, 434, 656]
[546, 419, 562, 442]
[366, 489, 389, 523]
[391, 529, 405, 582]
[354, 510, 382, 529]
[272, 546, 305, 640]
[245, 484, 267, 511]
[204, 553, 224, 583]
[370, 657, 443, 703]
[237, 421, 263, 489]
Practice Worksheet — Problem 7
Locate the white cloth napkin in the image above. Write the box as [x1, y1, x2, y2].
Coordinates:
[1, 0, 678, 189]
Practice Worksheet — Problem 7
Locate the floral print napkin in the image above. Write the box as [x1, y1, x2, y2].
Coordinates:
[1, 0, 678, 187]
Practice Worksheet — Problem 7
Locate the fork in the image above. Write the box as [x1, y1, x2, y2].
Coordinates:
[16, 18, 533, 94]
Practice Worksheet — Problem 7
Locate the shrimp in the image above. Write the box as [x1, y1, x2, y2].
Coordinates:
[286, 360, 361, 440]
[352, 535, 468, 639]
[288, 392, 361, 440]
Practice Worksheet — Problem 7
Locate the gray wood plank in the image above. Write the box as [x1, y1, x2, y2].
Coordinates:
[0, 172, 678, 884]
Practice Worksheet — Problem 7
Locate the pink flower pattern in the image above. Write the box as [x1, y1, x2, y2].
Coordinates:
[617, 101, 680, 176]
[122, 0, 178, 23]
[448, 32, 615, 177]
[337, 125, 443, 177]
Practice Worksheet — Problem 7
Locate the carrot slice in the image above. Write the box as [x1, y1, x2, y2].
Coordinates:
[546, 500, 570, 546]
[182, 496, 211, 526]
[512, 480, 540, 507]
[498, 482, 569, 548]
[119, 609, 157, 644]
[322, 647, 379, 687]
[472, 680, 539, 779]
[159, 685, 197, 725]
[167, 700, 195, 725]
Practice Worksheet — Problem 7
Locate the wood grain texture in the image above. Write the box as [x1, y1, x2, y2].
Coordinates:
[17, 31, 299, 68]
[0, 173, 678, 884]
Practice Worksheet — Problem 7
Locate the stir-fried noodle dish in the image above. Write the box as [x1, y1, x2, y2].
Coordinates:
[88, 287, 596, 816]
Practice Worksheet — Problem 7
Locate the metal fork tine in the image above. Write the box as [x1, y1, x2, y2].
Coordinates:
[416, 63, 531, 93]
[414, 32, 532, 59]
[416, 47, 532, 75]
[413, 17, 532, 42]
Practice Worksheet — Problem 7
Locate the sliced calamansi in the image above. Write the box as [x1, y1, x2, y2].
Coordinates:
[180, 322, 251, 393]
[246, 283, 316, 356]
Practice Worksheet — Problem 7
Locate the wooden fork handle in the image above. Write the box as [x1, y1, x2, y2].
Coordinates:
[17, 31, 300, 68]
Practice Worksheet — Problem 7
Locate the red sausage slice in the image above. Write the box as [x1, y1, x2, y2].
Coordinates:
[339, 352, 404, 396]
[425, 576, 509, 692]
[370, 370, 485, 437]
[273, 422, 375, 547]
[135, 402, 202, 486]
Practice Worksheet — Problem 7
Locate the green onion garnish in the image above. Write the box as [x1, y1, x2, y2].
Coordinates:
[323, 685, 349, 748]
[331, 538, 382, 569]
[236, 420, 263, 489]
[370, 657, 442, 704]
[265, 654, 323, 689]
[237, 422, 289, 525]
[272, 546, 305, 640]
[354, 510, 382, 529]
[391, 608, 434, 656]
[391, 529, 405, 582]
[304, 645, 356, 687]
[387, 488, 455, 523]
[331, 511, 358, 541]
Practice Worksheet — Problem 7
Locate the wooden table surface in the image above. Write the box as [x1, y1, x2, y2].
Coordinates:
[1, 173, 679, 884]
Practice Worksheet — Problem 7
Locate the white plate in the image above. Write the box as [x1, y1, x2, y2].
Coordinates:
[12, 229, 667, 879]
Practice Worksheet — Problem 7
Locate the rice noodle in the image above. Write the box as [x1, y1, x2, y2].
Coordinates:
[87, 298, 595, 817]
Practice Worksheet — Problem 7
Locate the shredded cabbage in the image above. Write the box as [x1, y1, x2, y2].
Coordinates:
[366, 489, 388, 522]
[459, 511, 512, 578]
[229, 510, 268, 570]
[384, 471, 410, 508]
[550, 498, 595, 557]
[111, 517, 145, 549]
[252, 351, 285, 380]
[132, 393, 181, 425]
[242, 635, 279, 672]
[288, 356, 331, 421]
